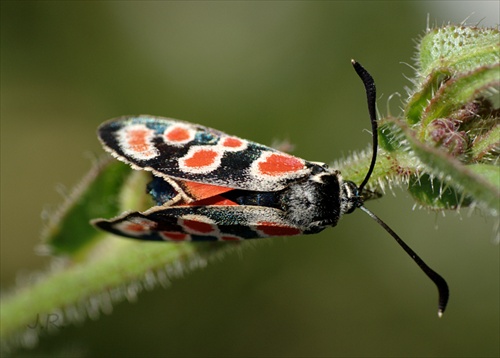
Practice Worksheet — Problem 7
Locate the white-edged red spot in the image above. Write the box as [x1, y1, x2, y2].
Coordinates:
[178, 146, 224, 174]
[256, 221, 302, 237]
[251, 151, 306, 177]
[118, 124, 159, 160]
[219, 136, 247, 152]
[160, 231, 191, 241]
[163, 124, 196, 146]
[114, 218, 157, 236]
[178, 215, 219, 235]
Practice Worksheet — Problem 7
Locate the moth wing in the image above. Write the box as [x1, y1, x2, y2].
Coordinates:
[98, 116, 315, 192]
[91, 205, 312, 242]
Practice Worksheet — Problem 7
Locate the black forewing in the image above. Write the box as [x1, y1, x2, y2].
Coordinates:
[98, 116, 316, 192]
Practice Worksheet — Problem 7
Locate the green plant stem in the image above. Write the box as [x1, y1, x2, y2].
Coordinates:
[0, 239, 226, 343]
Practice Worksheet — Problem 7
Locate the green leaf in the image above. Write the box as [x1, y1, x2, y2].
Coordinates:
[468, 163, 500, 190]
[421, 64, 500, 128]
[405, 124, 499, 214]
[41, 159, 133, 256]
[418, 26, 500, 78]
[406, 26, 500, 125]
[408, 174, 473, 210]
[470, 124, 500, 162]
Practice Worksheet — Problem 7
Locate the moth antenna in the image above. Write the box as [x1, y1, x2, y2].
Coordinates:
[352, 60, 449, 316]
[359, 206, 450, 317]
[351, 60, 378, 194]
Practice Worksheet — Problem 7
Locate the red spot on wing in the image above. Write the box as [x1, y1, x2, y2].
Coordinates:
[258, 154, 305, 176]
[183, 149, 218, 168]
[115, 218, 157, 236]
[165, 127, 191, 142]
[222, 137, 243, 148]
[180, 181, 233, 201]
[127, 128, 152, 154]
[123, 222, 147, 233]
[256, 221, 302, 236]
[182, 219, 215, 234]
[161, 232, 189, 241]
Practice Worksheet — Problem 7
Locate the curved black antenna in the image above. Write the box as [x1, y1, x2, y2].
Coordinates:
[359, 206, 450, 317]
[351, 60, 378, 194]
[352, 60, 450, 316]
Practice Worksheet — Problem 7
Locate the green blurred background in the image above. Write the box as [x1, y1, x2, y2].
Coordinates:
[1, 1, 499, 357]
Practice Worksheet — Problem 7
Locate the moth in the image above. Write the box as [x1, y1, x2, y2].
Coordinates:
[92, 61, 449, 316]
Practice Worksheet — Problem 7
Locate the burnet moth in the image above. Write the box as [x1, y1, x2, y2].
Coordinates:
[92, 61, 449, 316]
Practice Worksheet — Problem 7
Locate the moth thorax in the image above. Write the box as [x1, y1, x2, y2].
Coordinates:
[341, 181, 362, 214]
